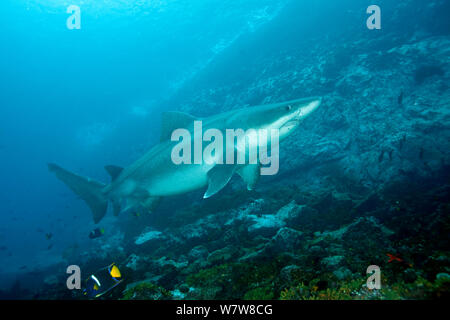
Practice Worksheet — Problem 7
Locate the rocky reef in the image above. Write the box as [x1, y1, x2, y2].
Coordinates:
[15, 165, 448, 300]
[113, 167, 448, 300]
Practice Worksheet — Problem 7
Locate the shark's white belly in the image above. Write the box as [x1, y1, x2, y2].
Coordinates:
[146, 163, 213, 196]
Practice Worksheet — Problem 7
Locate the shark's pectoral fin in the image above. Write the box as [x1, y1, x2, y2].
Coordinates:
[204, 165, 237, 199]
[237, 164, 260, 190]
[160, 111, 197, 142]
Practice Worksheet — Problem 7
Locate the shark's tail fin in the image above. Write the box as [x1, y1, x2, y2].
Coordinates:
[48, 163, 108, 223]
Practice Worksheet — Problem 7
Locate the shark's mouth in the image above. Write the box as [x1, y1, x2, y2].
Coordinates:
[280, 119, 300, 132]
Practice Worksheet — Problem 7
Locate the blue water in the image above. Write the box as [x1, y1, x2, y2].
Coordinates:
[0, 0, 290, 277]
[0, 0, 448, 298]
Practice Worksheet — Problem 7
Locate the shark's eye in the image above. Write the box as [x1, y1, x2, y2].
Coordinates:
[286, 105, 292, 111]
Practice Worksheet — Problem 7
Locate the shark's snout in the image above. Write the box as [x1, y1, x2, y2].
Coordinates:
[298, 97, 321, 118]
[277, 97, 322, 140]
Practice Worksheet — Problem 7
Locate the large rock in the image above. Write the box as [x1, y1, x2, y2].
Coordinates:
[187, 245, 209, 263]
[247, 214, 285, 238]
[240, 227, 305, 261]
[279, 265, 303, 288]
[321, 255, 345, 269]
[333, 267, 353, 281]
[125, 253, 151, 272]
[135, 229, 164, 245]
[274, 200, 311, 226]
[315, 216, 394, 242]
[267, 227, 305, 254]
[312, 216, 395, 266]
[207, 245, 239, 265]
[152, 257, 188, 272]
[246, 200, 310, 237]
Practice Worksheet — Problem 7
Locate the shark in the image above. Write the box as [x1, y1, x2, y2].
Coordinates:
[49, 97, 321, 223]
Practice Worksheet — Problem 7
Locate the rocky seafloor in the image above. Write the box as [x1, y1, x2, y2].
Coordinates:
[4, 165, 449, 300]
[2, 0, 449, 300]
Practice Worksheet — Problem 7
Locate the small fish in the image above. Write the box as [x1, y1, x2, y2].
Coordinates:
[45, 233, 53, 240]
[378, 150, 385, 163]
[387, 253, 402, 263]
[398, 91, 403, 106]
[399, 135, 406, 150]
[89, 228, 105, 239]
[387, 253, 414, 268]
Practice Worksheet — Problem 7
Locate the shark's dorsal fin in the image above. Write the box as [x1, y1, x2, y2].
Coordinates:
[237, 164, 260, 190]
[160, 111, 196, 142]
[104, 165, 123, 182]
[204, 165, 236, 199]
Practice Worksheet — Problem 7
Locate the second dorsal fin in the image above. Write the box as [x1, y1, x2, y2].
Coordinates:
[104, 165, 124, 182]
[160, 111, 196, 142]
